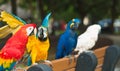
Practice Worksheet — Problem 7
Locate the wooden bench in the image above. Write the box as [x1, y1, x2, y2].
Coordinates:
[75, 45, 120, 71]
[20, 45, 120, 71]
[94, 46, 108, 71]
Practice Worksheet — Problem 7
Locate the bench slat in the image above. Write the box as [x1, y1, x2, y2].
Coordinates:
[46, 57, 77, 71]
[97, 57, 104, 67]
[66, 68, 75, 71]
[95, 67, 102, 71]
[94, 46, 108, 58]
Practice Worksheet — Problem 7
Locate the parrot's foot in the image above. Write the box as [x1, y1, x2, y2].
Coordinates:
[44, 60, 53, 68]
[65, 55, 73, 64]
[73, 55, 79, 62]
[27, 63, 38, 69]
[32, 63, 38, 66]
[71, 50, 79, 55]
[12, 68, 16, 71]
[13, 67, 27, 71]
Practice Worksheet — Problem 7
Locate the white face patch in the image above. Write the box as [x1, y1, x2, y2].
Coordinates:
[26, 26, 34, 36]
[38, 26, 47, 38]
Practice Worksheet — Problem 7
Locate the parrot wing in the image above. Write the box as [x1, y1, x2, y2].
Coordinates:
[0, 25, 12, 38]
[0, 11, 26, 38]
[0, 11, 26, 28]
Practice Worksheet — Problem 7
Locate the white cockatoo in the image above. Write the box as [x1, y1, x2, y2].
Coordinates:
[74, 24, 101, 55]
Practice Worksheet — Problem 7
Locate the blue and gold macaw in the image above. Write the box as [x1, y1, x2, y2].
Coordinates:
[55, 18, 80, 59]
[26, 13, 51, 66]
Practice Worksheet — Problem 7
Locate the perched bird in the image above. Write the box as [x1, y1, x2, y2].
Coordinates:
[73, 24, 101, 55]
[26, 13, 51, 66]
[0, 10, 27, 49]
[0, 24, 36, 71]
[55, 18, 80, 59]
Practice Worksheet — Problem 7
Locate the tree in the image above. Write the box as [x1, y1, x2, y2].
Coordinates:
[110, 0, 118, 33]
[10, 0, 17, 15]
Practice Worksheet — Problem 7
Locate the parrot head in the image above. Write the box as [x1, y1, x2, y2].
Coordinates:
[86, 24, 101, 34]
[19, 23, 37, 36]
[67, 18, 80, 30]
[37, 13, 51, 41]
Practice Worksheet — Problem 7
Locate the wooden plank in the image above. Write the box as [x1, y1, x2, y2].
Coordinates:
[94, 46, 108, 58]
[95, 67, 102, 71]
[97, 57, 104, 67]
[45, 57, 77, 71]
[66, 68, 75, 71]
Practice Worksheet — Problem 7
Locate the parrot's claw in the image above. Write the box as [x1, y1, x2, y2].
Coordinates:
[28, 63, 38, 68]
[73, 55, 78, 62]
[44, 60, 53, 68]
[71, 50, 79, 55]
[12, 68, 16, 71]
[32, 63, 38, 66]
[65, 55, 73, 64]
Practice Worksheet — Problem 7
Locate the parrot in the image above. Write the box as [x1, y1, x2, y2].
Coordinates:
[73, 24, 101, 55]
[0, 23, 37, 71]
[26, 13, 51, 66]
[55, 18, 80, 59]
[0, 10, 27, 49]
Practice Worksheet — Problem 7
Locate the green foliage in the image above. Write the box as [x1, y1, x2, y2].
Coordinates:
[0, 0, 9, 5]
[1, 0, 120, 24]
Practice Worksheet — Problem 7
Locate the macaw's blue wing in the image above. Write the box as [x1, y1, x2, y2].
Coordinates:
[27, 56, 32, 66]
[55, 18, 80, 59]
[55, 35, 65, 59]
[55, 31, 78, 59]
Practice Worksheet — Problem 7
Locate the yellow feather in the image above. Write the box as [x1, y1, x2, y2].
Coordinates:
[0, 57, 14, 68]
[1, 11, 24, 29]
[26, 35, 50, 64]
[0, 11, 24, 38]
[0, 18, 2, 20]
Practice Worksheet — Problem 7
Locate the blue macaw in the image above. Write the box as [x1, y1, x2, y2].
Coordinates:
[55, 18, 80, 59]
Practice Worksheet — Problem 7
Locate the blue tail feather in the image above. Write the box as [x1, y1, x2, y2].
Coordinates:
[9, 62, 16, 70]
[0, 62, 16, 71]
[0, 66, 3, 71]
[27, 56, 32, 66]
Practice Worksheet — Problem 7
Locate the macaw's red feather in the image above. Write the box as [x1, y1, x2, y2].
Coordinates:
[0, 48, 22, 60]
[0, 22, 36, 71]
[0, 24, 36, 60]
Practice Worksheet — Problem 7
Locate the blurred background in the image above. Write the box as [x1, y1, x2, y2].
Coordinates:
[0, 0, 120, 70]
[1, 0, 120, 34]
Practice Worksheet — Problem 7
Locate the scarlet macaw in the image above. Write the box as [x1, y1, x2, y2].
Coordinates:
[0, 24, 36, 71]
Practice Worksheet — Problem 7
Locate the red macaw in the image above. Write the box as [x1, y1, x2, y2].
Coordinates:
[0, 24, 36, 71]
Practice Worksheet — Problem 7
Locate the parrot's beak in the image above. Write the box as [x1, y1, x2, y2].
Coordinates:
[34, 28, 38, 38]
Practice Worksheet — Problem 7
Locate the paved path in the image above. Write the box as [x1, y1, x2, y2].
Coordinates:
[101, 34, 120, 71]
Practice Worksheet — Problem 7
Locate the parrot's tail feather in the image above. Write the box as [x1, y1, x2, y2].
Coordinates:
[0, 66, 4, 71]
[0, 57, 16, 71]
[27, 56, 32, 66]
